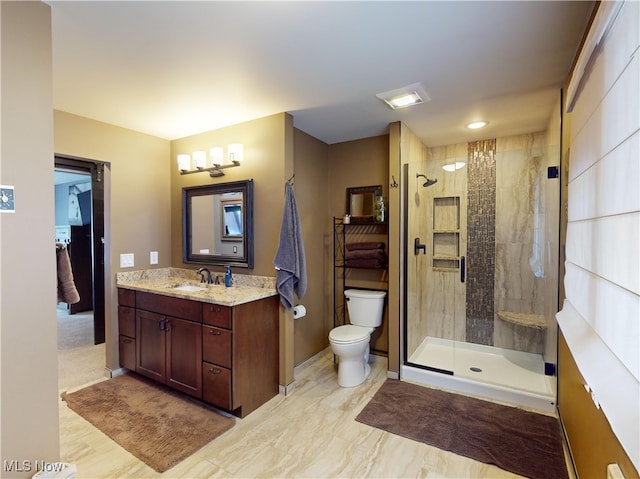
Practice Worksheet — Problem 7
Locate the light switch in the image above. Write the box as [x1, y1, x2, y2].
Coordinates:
[120, 253, 135, 268]
[150, 251, 158, 265]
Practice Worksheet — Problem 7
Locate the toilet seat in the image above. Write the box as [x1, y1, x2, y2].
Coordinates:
[329, 325, 371, 344]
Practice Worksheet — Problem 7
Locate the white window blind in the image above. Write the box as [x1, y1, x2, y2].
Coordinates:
[556, 0, 640, 470]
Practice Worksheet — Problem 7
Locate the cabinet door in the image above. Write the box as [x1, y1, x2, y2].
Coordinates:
[119, 335, 136, 370]
[166, 316, 202, 398]
[202, 325, 232, 368]
[136, 310, 166, 383]
[203, 303, 231, 329]
[118, 305, 136, 338]
[202, 363, 231, 410]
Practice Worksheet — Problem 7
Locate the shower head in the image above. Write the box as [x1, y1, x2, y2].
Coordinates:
[416, 173, 438, 187]
[423, 178, 437, 187]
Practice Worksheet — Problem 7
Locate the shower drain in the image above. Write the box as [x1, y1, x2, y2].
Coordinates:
[470, 367, 483, 373]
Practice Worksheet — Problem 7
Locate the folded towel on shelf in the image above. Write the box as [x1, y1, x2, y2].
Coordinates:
[345, 258, 387, 269]
[345, 249, 388, 261]
[57, 244, 80, 305]
[346, 242, 386, 251]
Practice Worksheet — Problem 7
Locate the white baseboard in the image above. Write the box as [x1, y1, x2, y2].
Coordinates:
[105, 367, 127, 378]
[279, 380, 296, 396]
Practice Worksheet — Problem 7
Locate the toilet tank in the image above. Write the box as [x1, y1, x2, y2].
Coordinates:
[344, 289, 386, 328]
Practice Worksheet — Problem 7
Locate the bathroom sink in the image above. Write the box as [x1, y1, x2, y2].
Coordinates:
[168, 284, 206, 292]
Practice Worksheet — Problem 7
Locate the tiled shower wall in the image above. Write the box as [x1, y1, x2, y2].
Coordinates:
[465, 139, 497, 345]
[411, 132, 556, 356]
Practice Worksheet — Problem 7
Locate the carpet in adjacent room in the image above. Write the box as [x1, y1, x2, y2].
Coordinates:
[61, 373, 235, 473]
[355, 379, 568, 479]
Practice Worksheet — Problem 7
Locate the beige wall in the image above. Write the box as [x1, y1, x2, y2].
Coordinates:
[328, 135, 390, 354]
[292, 129, 329, 365]
[170, 113, 289, 276]
[1, 2, 60, 474]
[169, 113, 296, 387]
[559, 334, 639, 478]
[54, 111, 171, 372]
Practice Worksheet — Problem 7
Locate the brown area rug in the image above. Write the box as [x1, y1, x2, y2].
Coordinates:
[61, 373, 235, 472]
[356, 379, 568, 479]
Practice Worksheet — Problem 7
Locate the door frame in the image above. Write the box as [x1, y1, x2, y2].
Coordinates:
[55, 155, 106, 345]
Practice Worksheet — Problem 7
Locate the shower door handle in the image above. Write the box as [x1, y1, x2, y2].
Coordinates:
[460, 256, 466, 283]
[414, 238, 426, 255]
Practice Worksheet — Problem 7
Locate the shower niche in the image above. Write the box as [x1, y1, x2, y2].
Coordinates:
[432, 196, 460, 271]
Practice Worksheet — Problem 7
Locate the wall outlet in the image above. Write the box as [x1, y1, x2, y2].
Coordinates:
[150, 251, 158, 265]
[120, 253, 134, 268]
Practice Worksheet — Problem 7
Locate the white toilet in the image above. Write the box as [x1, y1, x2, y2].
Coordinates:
[329, 289, 386, 387]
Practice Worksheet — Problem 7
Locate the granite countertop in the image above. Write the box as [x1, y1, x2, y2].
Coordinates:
[116, 267, 278, 307]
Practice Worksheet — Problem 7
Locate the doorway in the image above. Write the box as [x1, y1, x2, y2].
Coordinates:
[55, 156, 105, 345]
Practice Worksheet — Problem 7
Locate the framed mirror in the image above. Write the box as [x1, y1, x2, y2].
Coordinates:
[183, 179, 254, 268]
[346, 185, 382, 222]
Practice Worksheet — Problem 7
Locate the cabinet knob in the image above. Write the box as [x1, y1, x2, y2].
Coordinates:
[209, 306, 222, 313]
[208, 368, 222, 375]
[208, 329, 222, 335]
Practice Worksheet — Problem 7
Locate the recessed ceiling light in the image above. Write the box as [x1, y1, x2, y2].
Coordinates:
[466, 121, 488, 129]
[376, 83, 431, 110]
[442, 161, 466, 172]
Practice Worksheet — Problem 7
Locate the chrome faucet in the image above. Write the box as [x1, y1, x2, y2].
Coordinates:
[196, 267, 214, 284]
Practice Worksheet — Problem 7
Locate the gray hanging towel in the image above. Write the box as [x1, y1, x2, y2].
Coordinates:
[273, 181, 307, 309]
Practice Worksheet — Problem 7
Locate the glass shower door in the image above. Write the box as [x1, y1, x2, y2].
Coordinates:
[405, 159, 467, 372]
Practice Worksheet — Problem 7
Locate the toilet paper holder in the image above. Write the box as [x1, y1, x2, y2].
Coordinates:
[293, 305, 306, 319]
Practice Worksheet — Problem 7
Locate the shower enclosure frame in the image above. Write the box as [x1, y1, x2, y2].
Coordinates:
[399, 138, 560, 414]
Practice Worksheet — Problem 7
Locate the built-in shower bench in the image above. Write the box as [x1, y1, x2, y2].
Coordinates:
[497, 311, 547, 329]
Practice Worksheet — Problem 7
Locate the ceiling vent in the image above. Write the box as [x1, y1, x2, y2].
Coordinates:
[376, 83, 431, 110]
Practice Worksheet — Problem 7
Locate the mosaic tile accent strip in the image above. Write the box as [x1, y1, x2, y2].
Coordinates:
[465, 139, 496, 345]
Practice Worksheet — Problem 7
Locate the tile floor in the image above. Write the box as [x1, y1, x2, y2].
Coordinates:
[58, 315, 574, 478]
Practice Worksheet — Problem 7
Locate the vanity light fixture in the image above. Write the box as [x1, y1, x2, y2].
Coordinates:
[376, 82, 431, 110]
[193, 150, 207, 169]
[466, 121, 488, 129]
[210, 147, 224, 166]
[178, 144, 244, 177]
[227, 143, 244, 164]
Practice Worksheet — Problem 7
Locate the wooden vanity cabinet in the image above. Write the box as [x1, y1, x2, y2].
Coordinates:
[117, 287, 279, 418]
[202, 295, 279, 418]
[117, 288, 136, 370]
[135, 291, 203, 398]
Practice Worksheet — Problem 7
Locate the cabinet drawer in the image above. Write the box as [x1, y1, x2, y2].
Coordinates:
[118, 305, 136, 338]
[202, 325, 231, 368]
[202, 362, 231, 410]
[136, 291, 202, 322]
[118, 288, 136, 307]
[119, 335, 136, 370]
[203, 304, 231, 329]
